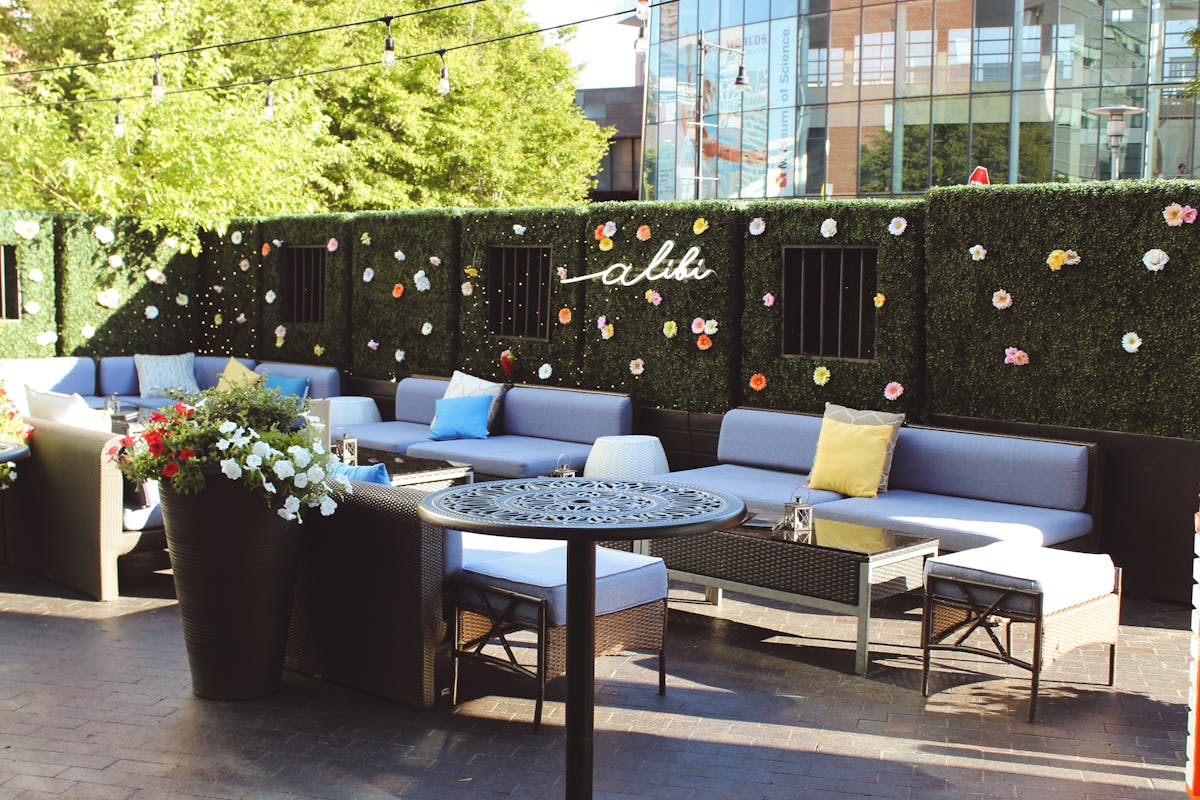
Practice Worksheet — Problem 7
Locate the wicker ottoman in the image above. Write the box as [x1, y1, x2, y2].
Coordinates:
[921, 542, 1121, 721]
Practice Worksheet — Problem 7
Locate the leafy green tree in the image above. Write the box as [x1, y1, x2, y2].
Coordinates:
[0, 0, 611, 242]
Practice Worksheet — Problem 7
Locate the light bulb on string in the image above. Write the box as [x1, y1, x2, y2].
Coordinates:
[437, 50, 451, 96]
[381, 16, 396, 68]
[112, 100, 125, 139]
[262, 80, 275, 121]
[635, 0, 651, 21]
[151, 55, 166, 104]
[634, 25, 649, 54]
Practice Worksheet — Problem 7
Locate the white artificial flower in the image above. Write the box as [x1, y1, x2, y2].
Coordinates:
[108, 254, 123, 268]
[395, 349, 406, 363]
[820, 218, 837, 238]
[362, 267, 375, 283]
[35, 331, 57, 346]
[1142, 248, 1169, 272]
[429, 256, 442, 266]
[27, 268, 43, 283]
[211, 285, 223, 294]
[394, 250, 406, 261]
[220, 459, 243, 480]
[274, 324, 287, 338]
[265, 290, 276, 304]
[513, 224, 526, 235]
[165, 236, 179, 250]
[272, 460, 296, 480]
[23, 300, 40, 315]
[1122, 332, 1143, 353]
[461, 281, 473, 296]
[230, 231, 243, 245]
[748, 217, 766, 236]
[96, 288, 120, 308]
[538, 363, 553, 380]
[602, 221, 617, 238]
[320, 495, 338, 516]
[145, 268, 164, 283]
[235, 313, 247, 324]
[421, 322, 433, 335]
[13, 220, 39, 239]
[144, 305, 159, 320]
[81, 324, 95, 339]
[888, 217, 907, 236]
[969, 244, 987, 261]
[703, 319, 718, 335]
[175, 293, 189, 306]
[414, 270, 431, 291]
[239, 259, 250, 272]
[93, 225, 115, 244]
[991, 289, 1013, 310]
[629, 358, 645, 376]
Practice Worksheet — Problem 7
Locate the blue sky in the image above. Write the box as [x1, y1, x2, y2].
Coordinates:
[523, 0, 640, 89]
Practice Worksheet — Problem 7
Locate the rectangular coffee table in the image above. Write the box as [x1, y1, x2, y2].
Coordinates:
[357, 447, 474, 488]
[642, 518, 937, 674]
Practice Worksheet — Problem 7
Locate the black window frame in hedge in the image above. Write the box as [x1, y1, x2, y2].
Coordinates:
[780, 244, 878, 361]
[281, 244, 327, 325]
[486, 245, 552, 341]
[1, 245, 18, 321]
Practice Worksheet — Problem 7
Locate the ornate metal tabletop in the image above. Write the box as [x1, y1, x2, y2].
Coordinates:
[0, 440, 29, 463]
[419, 477, 746, 541]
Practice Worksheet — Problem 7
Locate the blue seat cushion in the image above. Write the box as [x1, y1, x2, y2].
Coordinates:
[122, 480, 162, 531]
[445, 530, 566, 578]
[328, 462, 390, 485]
[406, 436, 591, 478]
[649, 463, 844, 523]
[458, 546, 667, 627]
[336, 420, 435, 453]
[814, 489, 1093, 551]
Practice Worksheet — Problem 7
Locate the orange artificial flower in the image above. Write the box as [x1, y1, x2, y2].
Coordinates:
[261, 242, 271, 256]
[594, 224, 606, 241]
[392, 283, 404, 298]
[558, 307, 572, 324]
[696, 333, 713, 351]
[636, 224, 652, 241]
[749, 373, 767, 391]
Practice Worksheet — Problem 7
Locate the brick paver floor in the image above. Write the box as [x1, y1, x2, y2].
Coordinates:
[0, 557, 1188, 799]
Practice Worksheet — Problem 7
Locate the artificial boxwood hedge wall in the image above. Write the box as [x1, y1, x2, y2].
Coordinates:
[0, 211, 58, 358]
[926, 181, 1200, 439]
[740, 200, 925, 418]
[196, 219, 264, 360]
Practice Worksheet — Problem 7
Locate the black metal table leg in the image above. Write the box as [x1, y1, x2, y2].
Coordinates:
[564, 539, 596, 800]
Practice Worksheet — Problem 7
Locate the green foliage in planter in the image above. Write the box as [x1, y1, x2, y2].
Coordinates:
[577, 201, 743, 412]
[346, 210, 458, 380]
[458, 206, 587, 385]
[0, 211, 58, 358]
[257, 214, 352, 368]
[58, 214, 198, 357]
[925, 181, 1200, 438]
[196, 221, 263, 359]
[740, 200, 925, 418]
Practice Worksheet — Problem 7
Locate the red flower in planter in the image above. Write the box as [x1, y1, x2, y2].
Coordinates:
[162, 461, 179, 478]
[178, 448, 196, 461]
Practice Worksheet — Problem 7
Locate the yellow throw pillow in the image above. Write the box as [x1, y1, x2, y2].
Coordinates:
[215, 357, 260, 391]
[807, 417, 894, 498]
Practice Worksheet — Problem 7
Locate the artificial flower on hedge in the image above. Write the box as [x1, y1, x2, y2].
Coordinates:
[109, 381, 343, 523]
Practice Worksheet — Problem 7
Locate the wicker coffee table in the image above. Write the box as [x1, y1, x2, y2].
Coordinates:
[644, 517, 938, 674]
[357, 448, 473, 488]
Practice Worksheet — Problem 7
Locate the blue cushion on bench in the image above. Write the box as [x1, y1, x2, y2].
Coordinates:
[716, 408, 825, 474]
[650, 463, 844, 523]
[503, 386, 632, 444]
[392, 377, 451, 425]
[407, 435, 591, 478]
[334, 420, 433, 453]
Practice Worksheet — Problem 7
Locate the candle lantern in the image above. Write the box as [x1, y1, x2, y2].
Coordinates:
[776, 488, 814, 542]
[332, 433, 358, 465]
[549, 453, 576, 478]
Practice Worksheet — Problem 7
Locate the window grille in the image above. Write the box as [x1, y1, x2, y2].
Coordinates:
[781, 246, 877, 360]
[0, 246, 18, 320]
[281, 245, 326, 324]
[486, 246, 552, 340]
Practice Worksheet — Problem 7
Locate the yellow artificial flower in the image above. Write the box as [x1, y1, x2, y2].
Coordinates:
[213, 313, 223, 326]
[599, 237, 613, 251]
[644, 289, 656, 303]
[313, 344, 325, 357]
[663, 320, 678, 338]
[1046, 249, 1066, 271]
[873, 293, 886, 308]
[465, 267, 478, 278]
[275, 337, 285, 349]
[601, 323, 614, 339]
[693, 217, 709, 235]
[813, 365, 831, 386]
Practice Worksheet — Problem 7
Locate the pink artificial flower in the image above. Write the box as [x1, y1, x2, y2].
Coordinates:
[650, 291, 662, 306]
[763, 293, 775, 308]
[367, 339, 379, 351]
[327, 238, 339, 252]
[691, 317, 705, 334]
[1185, 206, 1198, 224]
[1004, 346, 1030, 365]
[883, 382, 904, 401]
[596, 315, 606, 330]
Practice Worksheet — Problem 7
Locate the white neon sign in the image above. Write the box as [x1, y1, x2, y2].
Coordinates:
[559, 240, 714, 287]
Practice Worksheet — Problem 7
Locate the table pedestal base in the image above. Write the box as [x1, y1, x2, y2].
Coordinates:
[565, 540, 596, 799]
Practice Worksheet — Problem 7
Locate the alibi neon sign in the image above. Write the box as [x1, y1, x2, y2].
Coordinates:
[559, 240, 714, 286]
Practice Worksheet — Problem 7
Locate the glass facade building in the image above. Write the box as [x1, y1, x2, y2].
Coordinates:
[642, 0, 1200, 199]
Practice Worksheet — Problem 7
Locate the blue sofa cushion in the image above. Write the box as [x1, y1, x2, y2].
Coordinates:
[123, 480, 162, 532]
[328, 462, 390, 485]
[445, 529, 566, 578]
[814, 489, 1093, 551]
[650, 463, 844, 523]
[406, 436, 592, 478]
[0, 357, 97, 414]
[502, 386, 632, 445]
[393, 377, 450, 425]
[335, 420, 434, 453]
[458, 545, 667, 627]
[716, 408, 824, 474]
[428, 395, 491, 441]
[887, 427, 1089, 512]
[264, 373, 309, 398]
[98, 356, 140, 396]
[254, 361, 340, 399]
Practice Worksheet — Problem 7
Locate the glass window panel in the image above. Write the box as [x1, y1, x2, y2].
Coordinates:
[827, 102, 859, 196]
[801, 14, 830, 105]
[721, 0, 744, 28]
[1056, 0, 1102, 87]
[1160, 1, 1197, 82]
[746, 0, 771, 24]
[718, 28, 747, 114]
[801, 0, 831, 13]
[898, 1, 933, 96]
[647, 28, 660, 125]
[935, 0, 973, 95]
[773, 0, 799, 18]
[1098, 86, 1147, 178]
[743, 22, 771, 112]
[699, 0, 720, 31]
[1102, 0, 1150, 85]
[828, 9, 859, 103]
[899, 97, 932, 190]
[860, 5, 897, 102]
[1151, 86, 1195, 178]
[970, 92, 1011, 183]
[643, 122, 659, 200]
[972, 0, 1014, 91]
[1020, 0, 1056, 89]
[1052, 88, 1098, 181]
[797, 106, 827, 194]
[767, 107, 797, 196]
[741, 109, 770, 195]
[659, 0, 679, 41]
[769, 17, 799, 108]
[931, 94, 970, 184]
[658, 38, 679, 122]
[858, 100, 893, 192]
[660, 121, 678, 200]
[679, 0, 699, 37]
[1015, 90, 1053, 182]
[716, 112, 747, 196]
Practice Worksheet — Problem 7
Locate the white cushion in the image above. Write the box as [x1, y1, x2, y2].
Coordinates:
[133, 352, 199, 399]
[26, 386, 111, 432]
[437, 370, 505, 431]
[924, 542, 1115, 615]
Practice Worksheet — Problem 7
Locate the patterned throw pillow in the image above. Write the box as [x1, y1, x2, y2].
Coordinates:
[133, 352, 200, 399]
[435, 370, 506, 432]
[823, 402, 905, 493]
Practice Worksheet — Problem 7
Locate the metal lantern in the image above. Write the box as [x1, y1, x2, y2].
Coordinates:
[332, 433, 358, 465]
[549, 453, 576, 478]
[779, 488, 814, 542]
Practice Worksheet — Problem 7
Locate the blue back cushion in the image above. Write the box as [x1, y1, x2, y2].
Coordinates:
[328, 462, 390, 485]
[394, 377, 451, 424]
[502, 387, 632, 444]
[717, 408, 824, 473]
[253, 361, 340, 398]
[429, 395, 492, 441]
[264, 373, 309, 398]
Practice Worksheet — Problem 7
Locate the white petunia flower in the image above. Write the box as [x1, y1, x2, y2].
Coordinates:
[144, 305, 159, 320]
[820, 218, 838, 238]
[272, 460, 296, 480]
[320, 495, 338, 516]
[307, 465, 326, 484]
[215, 438, 231, 451]
[1142, 248, 1169, 272]
[220, 459, 243, 480]
[262, 480, 276, 494]
[218, 420, 238, 434]
[538, 363, 552, 380]
[283, 495, 301, 514]
[252, 441, 272, 458]
[292, 473, 309, 489]
[288, 446, 312, 469]
[244, 453, 262, 469]
[277, 508, 296, 521]
[888, 217, 907, 236]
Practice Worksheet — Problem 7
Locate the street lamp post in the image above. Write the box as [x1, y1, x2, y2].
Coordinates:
[693, 31, 748, 200]
[1087, 105, 1146, 180]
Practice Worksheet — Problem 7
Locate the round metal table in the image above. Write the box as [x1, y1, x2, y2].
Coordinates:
[418, 477, 746, 800]
[0, 440, 29, 463]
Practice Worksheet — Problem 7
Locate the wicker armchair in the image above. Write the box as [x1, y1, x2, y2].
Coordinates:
[285, 481, 445, 709]
[2, 417, 165, 601]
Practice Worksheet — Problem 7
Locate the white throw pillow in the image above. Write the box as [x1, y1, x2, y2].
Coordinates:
[437, 370, 506, 431]
[26, 386, 112, 432]
[133, 352, 200, 399]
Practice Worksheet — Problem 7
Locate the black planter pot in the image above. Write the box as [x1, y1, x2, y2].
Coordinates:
[160, 476, 299, 700]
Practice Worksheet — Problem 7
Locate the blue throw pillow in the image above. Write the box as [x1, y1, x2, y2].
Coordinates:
[328, 462, 390, 485]
[264, 373, 309, 398]
[429, 395, 492, 441]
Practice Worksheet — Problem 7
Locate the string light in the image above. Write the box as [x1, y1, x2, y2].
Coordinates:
[437, 50, 451, 96]
[112, 99, 125, 138]
[151, 54, 165, 104]
[262, 80, 275, 120]
[634, 26, 648, 54]
[635, 0, 651, 21]
[381, 16, 396, 68]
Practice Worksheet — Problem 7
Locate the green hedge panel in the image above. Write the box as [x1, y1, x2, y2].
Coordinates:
[739, 199, 926, 418]
[345, 210, 458, 380]
[458, 207, 587, 385]
[58, 214, 198, 357]
[197, 220, 264, 359]
[0, 211, 58, 358]
[925, 181, 1200, 438]
[578, 201, 743, 412]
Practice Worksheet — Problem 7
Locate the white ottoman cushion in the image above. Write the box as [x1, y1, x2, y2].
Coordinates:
[924, 542, 1115, 616]
[459, 546, 668, 627]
